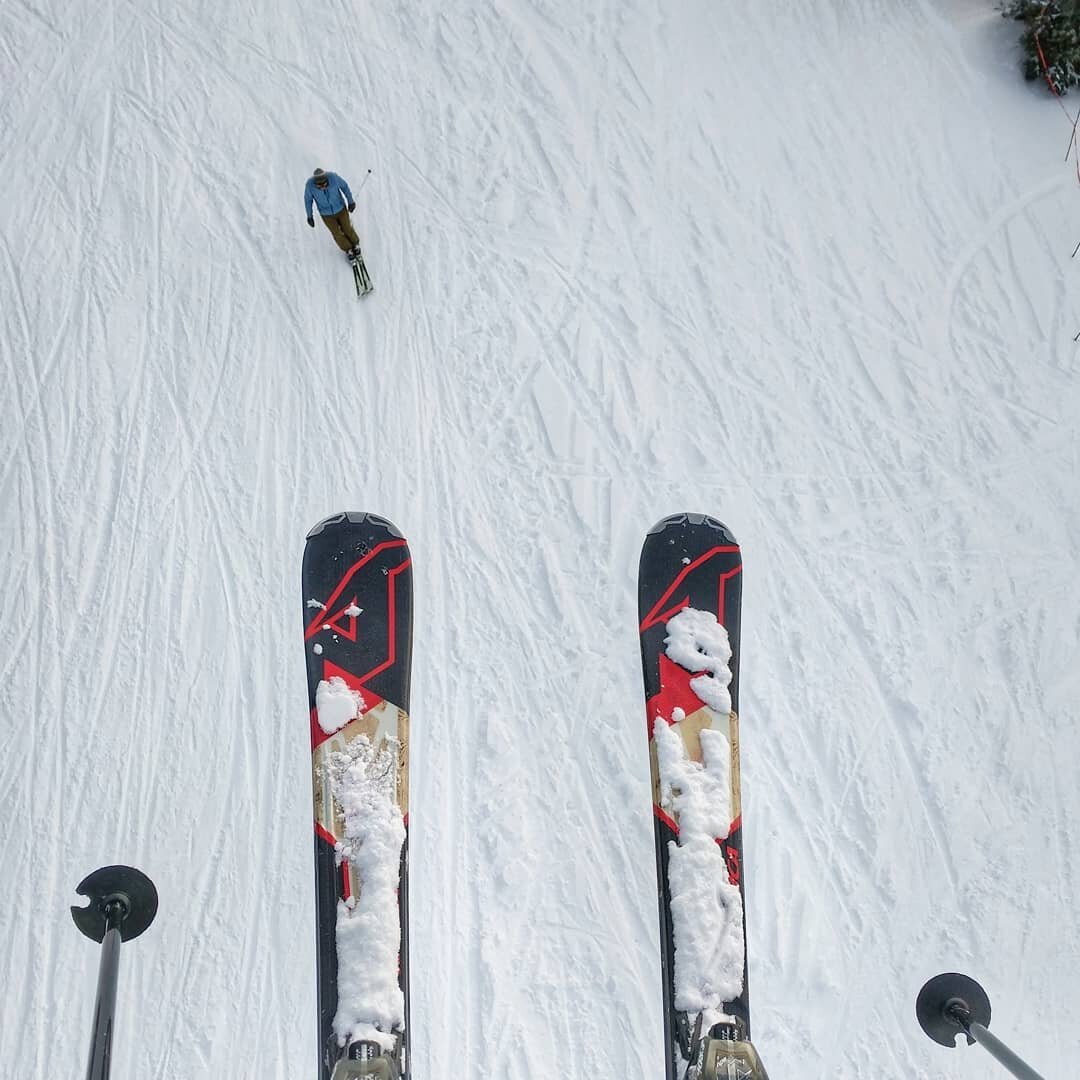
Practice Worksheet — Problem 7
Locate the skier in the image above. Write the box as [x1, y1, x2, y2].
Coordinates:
[305, 167, 361, 258]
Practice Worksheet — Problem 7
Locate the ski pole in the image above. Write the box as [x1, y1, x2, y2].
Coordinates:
[71, 866, 158, 1080]
[357, 168, 373, 195]
[916, 973, 1046, 1080]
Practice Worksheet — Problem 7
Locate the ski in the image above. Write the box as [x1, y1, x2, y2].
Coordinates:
[349, 250, 373, 297]
[301, 513, 413, 1080]
[638, 513, 769, 1080]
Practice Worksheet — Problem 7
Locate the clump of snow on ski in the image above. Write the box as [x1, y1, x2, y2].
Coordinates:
[315, 676, 406, 1053]
[663, 607, 733, 715]
[654, 608, 744, 1032]
[315, 674, 365, 735]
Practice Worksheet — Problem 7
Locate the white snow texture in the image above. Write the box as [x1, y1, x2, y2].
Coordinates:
[3, 3, 1080, 1079]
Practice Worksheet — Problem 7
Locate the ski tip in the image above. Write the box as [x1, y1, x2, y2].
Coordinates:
[305, 512, 404, 541]
[646, 512, 738, 545]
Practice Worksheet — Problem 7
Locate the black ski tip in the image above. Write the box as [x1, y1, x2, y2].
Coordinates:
[71, 865, 158, 943]
[305, 512, 404, 541]
[916, 972, 992, 1047]
[646, 512, 738, 546]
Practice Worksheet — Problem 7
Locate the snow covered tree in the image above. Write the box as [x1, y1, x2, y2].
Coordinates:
[1004, 1, 1080, 92]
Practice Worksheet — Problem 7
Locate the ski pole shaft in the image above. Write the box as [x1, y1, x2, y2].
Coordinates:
[85, 902, 124, 1080]
[357, 169, 372, 194]
[964, 1021, 1045, 1080]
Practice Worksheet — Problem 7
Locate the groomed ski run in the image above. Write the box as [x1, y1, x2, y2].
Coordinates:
[3, 4, 1080, 1079]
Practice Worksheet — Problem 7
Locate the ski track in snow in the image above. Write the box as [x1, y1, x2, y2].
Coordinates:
[2, 1, 1080, 1078]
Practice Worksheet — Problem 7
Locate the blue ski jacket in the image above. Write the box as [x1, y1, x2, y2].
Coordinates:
[305, 172, 354, 218]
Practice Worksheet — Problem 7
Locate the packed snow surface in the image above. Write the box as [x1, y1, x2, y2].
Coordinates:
[3, 2, 1080, 1078]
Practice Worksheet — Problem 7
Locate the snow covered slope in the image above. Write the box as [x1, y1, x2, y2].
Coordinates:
[2, 1, 1079, 1076]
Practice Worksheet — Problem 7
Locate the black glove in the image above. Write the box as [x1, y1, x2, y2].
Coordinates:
[307, 217, 315, 228]
[347, 202, 356, 213]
